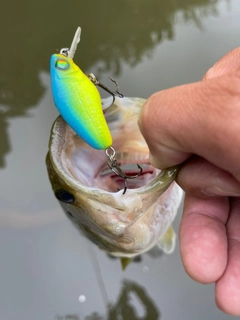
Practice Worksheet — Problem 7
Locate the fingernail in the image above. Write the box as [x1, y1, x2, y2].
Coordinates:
[202, 185, 240, 197]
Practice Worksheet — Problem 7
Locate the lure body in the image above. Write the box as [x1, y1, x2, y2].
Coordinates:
[50, 53, 112, 150]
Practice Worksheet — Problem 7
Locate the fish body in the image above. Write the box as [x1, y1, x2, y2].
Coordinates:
[50, 53, 112, 150]
[46, 96, 183, 261]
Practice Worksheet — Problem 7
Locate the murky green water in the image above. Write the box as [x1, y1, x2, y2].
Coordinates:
[0, 0, 239, 319]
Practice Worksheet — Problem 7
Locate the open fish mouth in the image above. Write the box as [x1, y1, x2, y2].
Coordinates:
[63, 127, 159, 194]
[47, 97, 183, 258]
[57, 97, 159, 194]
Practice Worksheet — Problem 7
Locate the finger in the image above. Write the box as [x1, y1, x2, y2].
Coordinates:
[139, 74, 240, 178]
[179, 194, 229, 283]
[138, 48, 240, 177]
[215, 198, 240, 315]
[176, 156, 240, 198]
[139, 74, 240, 171]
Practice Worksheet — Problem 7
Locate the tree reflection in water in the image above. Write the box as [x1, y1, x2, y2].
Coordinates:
[0, 0, 225, 167]
[55, 280, 160, 320]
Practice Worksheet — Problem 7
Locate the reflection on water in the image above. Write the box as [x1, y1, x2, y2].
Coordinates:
[0, 0, 225, 168]
[55, 280, 160, 320]
[0, 117, 10, 167]
[107, 280, 160, 320]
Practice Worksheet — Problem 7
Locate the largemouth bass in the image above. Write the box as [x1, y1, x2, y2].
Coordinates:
[46, 96, 183, 268]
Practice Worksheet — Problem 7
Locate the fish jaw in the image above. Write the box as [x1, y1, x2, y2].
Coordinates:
[46, 96, 183, 257]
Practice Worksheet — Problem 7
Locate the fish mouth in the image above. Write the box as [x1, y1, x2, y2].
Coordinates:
[49, 96, 176, 195]
[66, 136, 158, 194]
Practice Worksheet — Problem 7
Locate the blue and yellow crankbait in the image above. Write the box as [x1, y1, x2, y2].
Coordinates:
[50, 27, 112, 150]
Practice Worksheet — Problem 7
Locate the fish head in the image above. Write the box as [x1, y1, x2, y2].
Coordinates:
[46, 96, 183, 258]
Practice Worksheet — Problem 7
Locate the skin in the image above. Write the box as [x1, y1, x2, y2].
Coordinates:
[138, 48, 240, 315]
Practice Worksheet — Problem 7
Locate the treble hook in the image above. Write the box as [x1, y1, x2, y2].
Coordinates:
[106, 147, 143, 194]
[88, 73, 124, 105]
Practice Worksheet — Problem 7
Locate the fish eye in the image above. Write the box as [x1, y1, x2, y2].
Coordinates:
[55, 59, 70, 71]
[55, 189, 74, 203]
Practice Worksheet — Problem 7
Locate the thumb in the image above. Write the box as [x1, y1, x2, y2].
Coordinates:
[138, 48, 240, 171]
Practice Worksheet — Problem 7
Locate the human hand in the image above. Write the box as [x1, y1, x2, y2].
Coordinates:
[138, 48, 240, 315]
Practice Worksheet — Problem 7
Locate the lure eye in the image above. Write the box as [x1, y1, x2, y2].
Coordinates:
[55, 59, 70, 71]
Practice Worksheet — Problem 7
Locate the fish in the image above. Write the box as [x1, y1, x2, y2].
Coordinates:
[46, 95, 183, 269]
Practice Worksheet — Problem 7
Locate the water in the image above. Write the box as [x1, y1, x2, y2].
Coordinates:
[0, 0, 239, 319]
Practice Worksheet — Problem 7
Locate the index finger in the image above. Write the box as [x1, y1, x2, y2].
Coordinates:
[138, 48, 240, 180]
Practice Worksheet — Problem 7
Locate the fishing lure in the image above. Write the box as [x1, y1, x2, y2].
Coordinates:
[50, 27, 142, 193]
[50, 27, 112, 150]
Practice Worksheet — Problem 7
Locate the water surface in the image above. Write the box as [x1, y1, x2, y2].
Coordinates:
[0, 0, 240, 319]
